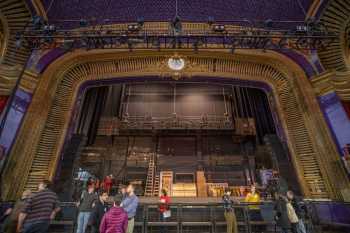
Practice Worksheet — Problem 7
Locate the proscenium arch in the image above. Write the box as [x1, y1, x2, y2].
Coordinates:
[2, 49, 349, 200]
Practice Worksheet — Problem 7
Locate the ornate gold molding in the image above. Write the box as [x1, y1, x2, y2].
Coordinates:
[312, 70, 350, 100]
[0, 0, 31, 67]
[2, 49, 349, 201]
[306, 0, 323, 20]
[0, 64, 22, 95]
[30, 0, 48, 21]
[319, 0, 350, 71]
[0, 11, 9, 63]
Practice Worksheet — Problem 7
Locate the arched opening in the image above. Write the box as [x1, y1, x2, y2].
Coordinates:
[55, 77, 297, 201]
[2, 50, 348, 201]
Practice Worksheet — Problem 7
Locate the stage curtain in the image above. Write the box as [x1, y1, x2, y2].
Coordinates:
[0, 96, 8, 113]
[76, 86, 108, 145]
[342, 101, 350, 119]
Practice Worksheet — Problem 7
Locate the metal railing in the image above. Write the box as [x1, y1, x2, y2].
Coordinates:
[1, 200, 350, 233]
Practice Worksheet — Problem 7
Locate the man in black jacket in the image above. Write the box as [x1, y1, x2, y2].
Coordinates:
[88, 191, 109, 233]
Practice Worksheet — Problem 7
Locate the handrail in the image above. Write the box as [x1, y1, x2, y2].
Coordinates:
[1, 200, 350, 232]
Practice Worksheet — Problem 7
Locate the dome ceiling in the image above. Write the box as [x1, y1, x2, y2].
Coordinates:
[41, 0, 312, 28]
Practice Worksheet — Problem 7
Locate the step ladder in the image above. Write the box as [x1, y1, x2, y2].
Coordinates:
[153, 173, 160, 196]
[144, 153, 156, 196]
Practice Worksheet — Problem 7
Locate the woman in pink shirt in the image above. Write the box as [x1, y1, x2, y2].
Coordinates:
[99, 195, 128, 233]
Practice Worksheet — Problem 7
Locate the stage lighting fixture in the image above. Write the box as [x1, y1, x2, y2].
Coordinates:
[15, 32, 22, 49]
[213, 24, 225, 33]
[32, 15, 45, 30]
[128, 24, 141, 32]
[79, 19, 88, 27]
[296, 25, 308, 34]
[171, 16, 182, 35]
[264, 19, 273, 28]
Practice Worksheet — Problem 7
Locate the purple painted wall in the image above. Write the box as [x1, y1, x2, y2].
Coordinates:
[0, 89, 32, 170]
[318, 92, 350, 155]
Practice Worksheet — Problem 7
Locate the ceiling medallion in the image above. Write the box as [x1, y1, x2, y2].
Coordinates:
[161, 54, 192, 80]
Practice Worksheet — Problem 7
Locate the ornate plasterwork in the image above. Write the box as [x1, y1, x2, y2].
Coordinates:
[2, 49, 350, 201]
[312, 71, 350, 101]
[319, 0, 350, 71]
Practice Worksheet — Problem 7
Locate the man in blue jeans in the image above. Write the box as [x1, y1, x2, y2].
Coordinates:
[76, 186, 98, 233]
[17, 180, 60, 233]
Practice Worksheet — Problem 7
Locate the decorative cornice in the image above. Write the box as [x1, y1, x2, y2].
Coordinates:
[0, 64, 22, 95]
[312, 70, 350, 100]
[19, 70, 39, 93]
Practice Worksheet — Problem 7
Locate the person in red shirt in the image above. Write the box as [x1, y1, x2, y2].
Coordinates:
[103, 175, 113, 195]
[99, 195, 128, 233]
[159, 189, 171, 233]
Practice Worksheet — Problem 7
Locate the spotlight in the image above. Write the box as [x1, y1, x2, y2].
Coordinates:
[264, 19, 273, 28]
[32, 15, 45, 30]
[15, 32, 22, 49]
[128, 24, 141, 32]
[171, 16, 182, 35]
[295, 25, 308, 34]
[213, 24, 226, 33]
[79, 19, 88, 27]
[49, 25, 56, 32]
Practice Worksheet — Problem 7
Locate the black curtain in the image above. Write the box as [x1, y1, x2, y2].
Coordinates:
[76, 86, 109, 145]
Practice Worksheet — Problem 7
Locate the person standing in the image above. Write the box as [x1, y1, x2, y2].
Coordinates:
[89, 191, 109, 233]
[99, 195, 128, 233]
[274, 193, 291, 233]
[119, 184, 127, 201]
[121, 184, 139, 233]
[287, 191, 306, 233]
[244, 184, 262, 220]
[222, 188, 238, 233]
[17, 180, 60, 233]
[159, 189, 171, 233]
[103, 175, 113, 195]
[2, 190, 31, 233]
[76, 186, 98, 233]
